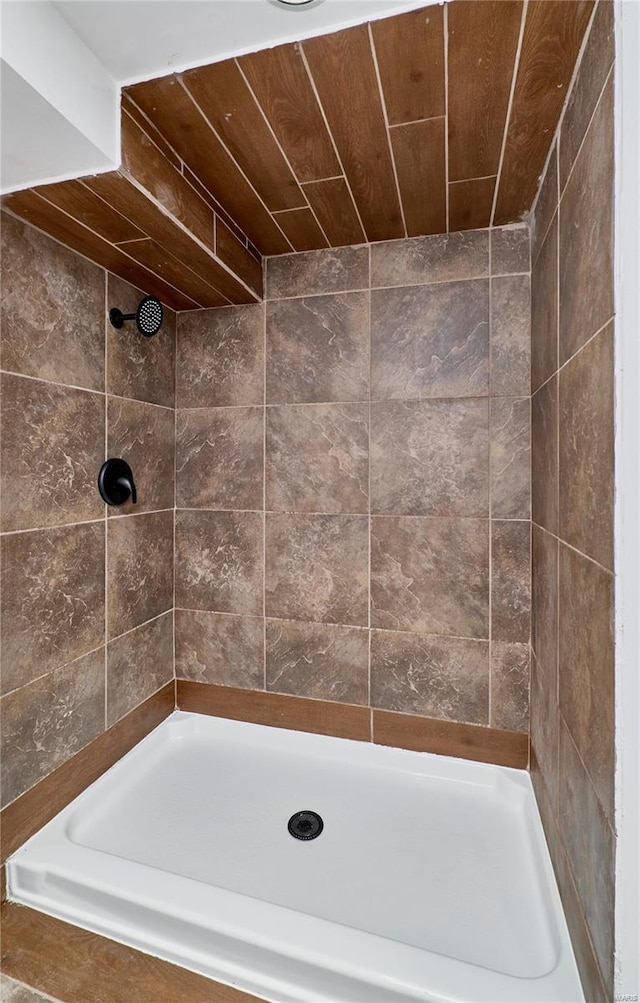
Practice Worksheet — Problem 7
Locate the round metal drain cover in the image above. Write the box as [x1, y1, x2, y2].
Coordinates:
[288, 810, 324, 841]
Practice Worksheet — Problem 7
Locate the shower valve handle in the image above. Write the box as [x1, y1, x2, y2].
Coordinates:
[98, 458, 138, 506]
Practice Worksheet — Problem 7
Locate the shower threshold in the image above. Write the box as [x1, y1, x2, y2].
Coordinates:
[6, 711, 584, 1002]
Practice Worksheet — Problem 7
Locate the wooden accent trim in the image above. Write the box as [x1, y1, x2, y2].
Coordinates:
[1, 901, 262, 1003]
[176, 681, 370, 742]
[372, 709, 529, 769]
[0, 683, 174, 865]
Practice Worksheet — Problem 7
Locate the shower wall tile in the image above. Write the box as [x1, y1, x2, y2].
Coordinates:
[370, 629, 489, 725]
[370, 230, 488, 288]
[531, 213, 558, 392]
[1, 523, 105, 695]
[559, 75, 614, 366]
[107, 511, 173, 638]
[0, 374, 105, 532]
[176, 303, 264, 408]
[371, 516, 489, 638]
[531, 376, 558, 535]
[266, 619, 368, 705]
[265, 513, 368, 626]
[489, 397, 530, 520]
[266, 245, 368, 299]
[266, 403, 369, 514]
[558, 721, 615, 991]
[266, 292, 369, 404]
[558, 544, 614, 824]
[107, 396, 174, 516]
[175, 610, 264, 687]
[0, 648, 105, 809]
[370, 399, 489, 517]
[0, 212, 105, 391]
[529, 20, 615, 995]
[531, 143, 558, 266]
[531, 524, 558, 692]
[490, 642, 530, 733]
[175, 510, 263, 615]
[107, 274, 176, 408]
[106, 611, 174, 726]
[370, 280, 489, 400]
[490, 520, 531, 643]
[559, 322, 614, 571]
[176, 406, 264, 510]
[490, 225, 530, 276]
[489, 274, 530, 396]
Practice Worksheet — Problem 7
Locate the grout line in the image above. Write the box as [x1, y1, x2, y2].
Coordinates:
[176, 77, 296, 254]
[298, 42, 368, 244]
[367, 243, 372, 715]
[531, 315, 614, 398]
[389, 114, 446, 130]
[263, 292, 267, 691]
[488, 224, 493, 727]
[443, 1, 450, 233]
[490, 0, 528, 227]
[300, 175, 344, 186]
[531, 520, 614, 578]
[450, 174, 498, 186]
[368, 23, 408, 239]
[0, 642, 107, 701]
[107, 608, 174, 646]
[173, 313, 178, 684]
[560, 62, 614, 202]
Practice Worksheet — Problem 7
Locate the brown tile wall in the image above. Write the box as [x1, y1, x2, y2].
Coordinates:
[174, 224, 532, 741]
[529, 3, 615, 999]
[0, 212, 175, 811]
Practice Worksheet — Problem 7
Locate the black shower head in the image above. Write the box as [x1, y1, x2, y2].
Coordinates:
[109, 295, 164, 337]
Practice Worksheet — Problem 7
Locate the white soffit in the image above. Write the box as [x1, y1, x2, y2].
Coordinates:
[53, 0, 442, 85]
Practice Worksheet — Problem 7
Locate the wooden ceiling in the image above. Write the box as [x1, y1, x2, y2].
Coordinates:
[3, 0, 595, 308]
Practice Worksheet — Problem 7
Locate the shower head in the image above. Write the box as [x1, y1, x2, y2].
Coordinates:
[109, 296, 164, 337]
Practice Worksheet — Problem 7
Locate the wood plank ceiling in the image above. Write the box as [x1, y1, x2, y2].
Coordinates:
[2, 0, 595, 309]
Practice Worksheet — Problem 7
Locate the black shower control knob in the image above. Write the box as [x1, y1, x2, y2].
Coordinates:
[98, 458, 137, 506]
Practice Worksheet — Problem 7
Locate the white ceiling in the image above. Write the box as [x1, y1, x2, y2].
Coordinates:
[53, 0, 436, 85]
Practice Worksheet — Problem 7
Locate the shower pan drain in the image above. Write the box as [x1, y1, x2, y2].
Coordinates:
[287, 810, 324, 841]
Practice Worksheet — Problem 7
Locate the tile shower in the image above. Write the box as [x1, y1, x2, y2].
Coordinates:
[0, 2, 616, 996]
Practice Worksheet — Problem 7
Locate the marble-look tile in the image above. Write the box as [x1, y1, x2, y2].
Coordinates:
[531, 376, 558, 534]
[490, 398, 530, 519]
[1, 523, 105, 694]
[531, 213, 558, 392]
[559, 75, 614, 364]
[266, 403, 368, 514]
[266, 619, 368, 705]
[491, 521, 530, 643]
[559, 1, 614, 193]
[0, 648, 104, 808]
[371, 280, 489, 400]
[490, 641, 530, 733]
[265, 513, 368, 626]
[106, 611, 174, 726]
[176, 406, 263, 510]
[530, 665, 559, 811]
[532, 144, 558, 265]
[266, 292, 369, 404]
[558, 721, 615, 990]
[490, 274, 530, 396]
[176, 303, 264, 408]
[371, 516, 489, 638]
[107, 396, 174, 516]
[490, 225, 530, 275]
[107, 510, 173, 638]
[559, 323, 614, 570]
[531, 524, 558, 692]
[370, 399, 489, 516]
[175, 510, 263, 615]
[559, 543, 614, 824]
[370, 230, 488, 288]
[175, 610, 264, 687]
[266, 245, 368, 299]
[370, 629, 489, 725]
[0, 374, 104, 532]
[0, 211, 105, 391]
[107, 274, 176, 408]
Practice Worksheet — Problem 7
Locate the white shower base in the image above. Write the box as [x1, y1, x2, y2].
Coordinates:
[7, 711, 583, 1003]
